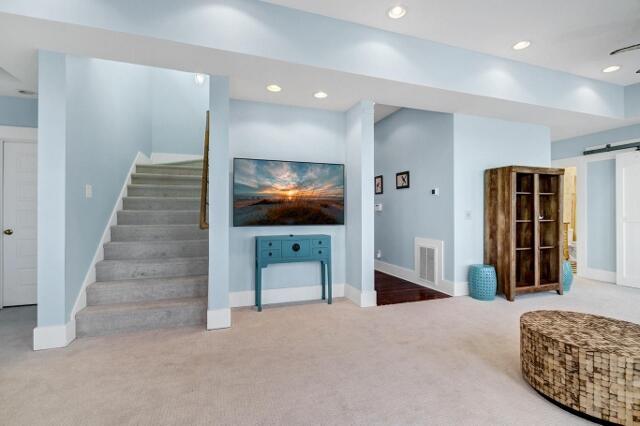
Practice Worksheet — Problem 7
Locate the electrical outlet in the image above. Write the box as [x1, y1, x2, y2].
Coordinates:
[376, 249, 382, 259]
[85, 184, 93, 199]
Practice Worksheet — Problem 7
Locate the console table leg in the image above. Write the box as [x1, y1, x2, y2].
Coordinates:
[327, 262, 332, 304]
[256, 265, 262, 312]
[321, 261, 326, 300]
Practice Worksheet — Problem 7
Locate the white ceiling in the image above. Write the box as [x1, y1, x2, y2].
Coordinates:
[264, 0, 640, 86]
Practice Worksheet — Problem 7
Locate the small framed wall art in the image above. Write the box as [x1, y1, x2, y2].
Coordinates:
[396, 171, 410, 189]
[375, 175, 383, 194]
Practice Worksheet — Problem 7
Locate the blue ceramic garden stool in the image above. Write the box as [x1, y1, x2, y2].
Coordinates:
[562, 261, 573, 292]
[469, 265, 497, 301]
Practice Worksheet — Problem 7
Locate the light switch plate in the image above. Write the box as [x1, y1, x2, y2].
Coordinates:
[85, 184, 93, 199]
[374, 203, 383, 211]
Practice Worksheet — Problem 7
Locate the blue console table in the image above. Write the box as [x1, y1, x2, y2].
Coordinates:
[255, 234, 332, 311]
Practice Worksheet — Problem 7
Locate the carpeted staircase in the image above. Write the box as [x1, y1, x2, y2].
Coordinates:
[76, 161, 208, 337]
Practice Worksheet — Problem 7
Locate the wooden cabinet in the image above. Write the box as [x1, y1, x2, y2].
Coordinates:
[484, 166, 564, 301]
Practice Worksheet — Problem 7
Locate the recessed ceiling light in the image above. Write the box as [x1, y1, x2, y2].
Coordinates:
[512, 41, 531, 51]
[266, 84, 282, 93]
[387, 5, 407, 19]
[194, 73, 206, 86]
[313, 91, 328, 99]
[602, 65, 621, 73]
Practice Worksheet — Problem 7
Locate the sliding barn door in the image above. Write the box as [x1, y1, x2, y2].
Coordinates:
[616, 150, 640, 288]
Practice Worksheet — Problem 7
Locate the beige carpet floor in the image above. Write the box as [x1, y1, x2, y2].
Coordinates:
[1, 277, 639, 425]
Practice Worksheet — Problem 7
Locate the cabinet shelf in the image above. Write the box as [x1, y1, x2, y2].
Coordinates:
[485, 166, 565, 301]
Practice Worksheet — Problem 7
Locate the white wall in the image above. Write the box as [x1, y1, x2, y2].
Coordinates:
[229, 100, 347, 293]
[453, 114, 551, 284]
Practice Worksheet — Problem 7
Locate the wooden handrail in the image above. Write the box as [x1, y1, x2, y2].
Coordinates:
[199, 110, 210, 230]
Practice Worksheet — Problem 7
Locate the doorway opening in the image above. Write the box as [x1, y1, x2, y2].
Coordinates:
[563, 166, 577, 273]
[372, 104, 451, 305]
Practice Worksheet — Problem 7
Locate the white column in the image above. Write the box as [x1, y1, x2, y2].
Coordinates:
[344, 100, 376, 307]
[34, 50, 72, 349]
[207, 76, 231, 329]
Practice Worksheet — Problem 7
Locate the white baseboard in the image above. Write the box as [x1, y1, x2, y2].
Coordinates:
[150, 153, 202, 164]
[344, 284, 377, 307]
[207, 308, 231, 330]
[0, 125, 37, 141]
[375, 259, 462, 296]
[580, 268, 616, 284]
[230, 284, 346, 308]
[68, 152, 150, 344]
[33, 321, 75, 350]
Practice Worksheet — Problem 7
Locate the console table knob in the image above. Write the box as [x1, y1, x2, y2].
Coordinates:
[292, 243, 301, 252]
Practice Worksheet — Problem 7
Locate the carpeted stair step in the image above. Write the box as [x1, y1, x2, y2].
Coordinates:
[136, 165, 203, 176]
[117, 210, 199, 225]
[127, 184, 200, 197]
[76, 297, 207, 337]
[123, 197, 200, 210]
[131, 173, 201, 186]
[104, 239, 208, 260]
[86, 275, 208, 305]
[110, 224, 207, 242]
[96, 256, 208, 281]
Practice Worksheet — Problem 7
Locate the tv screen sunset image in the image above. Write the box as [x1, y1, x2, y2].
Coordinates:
[233, 158, 345, 226]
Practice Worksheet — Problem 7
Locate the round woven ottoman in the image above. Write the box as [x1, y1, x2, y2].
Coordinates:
[520, 311, 640, 425]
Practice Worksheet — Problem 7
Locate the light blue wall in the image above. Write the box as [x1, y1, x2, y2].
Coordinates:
[374, 108, 455, 281]
[453, 114, 551, 283]
[587, 160, 616, 272]
[229, 100, 347, 292]
[552, 123, 640, 160]
[0, 0, 626, 119]
[36, 51, 67, 327]
[626, 83, 640, 118]
[64, 56, 153, 319]
[151, 69, 209, 155]
[0, 96, 37, 128]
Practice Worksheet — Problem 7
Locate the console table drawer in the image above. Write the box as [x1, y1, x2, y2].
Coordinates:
[261, 249, 281, 259]
[313, 247, 329, 257]
[259, 240, 281, 250]
[283, 240, 310, 257]
[311, 238, 329, 247]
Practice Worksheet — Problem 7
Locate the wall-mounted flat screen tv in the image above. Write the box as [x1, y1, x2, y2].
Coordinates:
[233, 158, 345, 226]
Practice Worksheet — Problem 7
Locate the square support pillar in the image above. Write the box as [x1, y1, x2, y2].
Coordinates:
[207, 76, 231, 329]
[33, 50, 71, 349]
[345, 100, 376, 307]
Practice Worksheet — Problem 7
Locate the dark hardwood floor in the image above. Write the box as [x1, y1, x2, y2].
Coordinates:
[375, 271, 450, 305]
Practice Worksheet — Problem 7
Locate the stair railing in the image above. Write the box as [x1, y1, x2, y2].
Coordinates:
[199, 111, 210, 230]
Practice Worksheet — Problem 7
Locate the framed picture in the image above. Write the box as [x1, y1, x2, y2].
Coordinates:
[375, 175, 383, 194]
[396, 171, 410, 189]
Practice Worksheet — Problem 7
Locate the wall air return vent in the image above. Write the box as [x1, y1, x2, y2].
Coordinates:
[415, 237, 444, 287]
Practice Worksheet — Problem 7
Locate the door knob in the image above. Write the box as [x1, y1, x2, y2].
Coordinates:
[3, 229, 13, 236]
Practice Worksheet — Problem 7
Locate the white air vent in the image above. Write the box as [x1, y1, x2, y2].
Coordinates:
[415, 237, 444, 287]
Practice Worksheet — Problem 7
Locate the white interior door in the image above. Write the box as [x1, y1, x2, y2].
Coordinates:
[2, 141, 37, 306]
[616, 150, 640, 288]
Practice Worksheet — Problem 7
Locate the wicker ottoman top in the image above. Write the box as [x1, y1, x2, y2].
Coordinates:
[521, 310, 640, 358]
